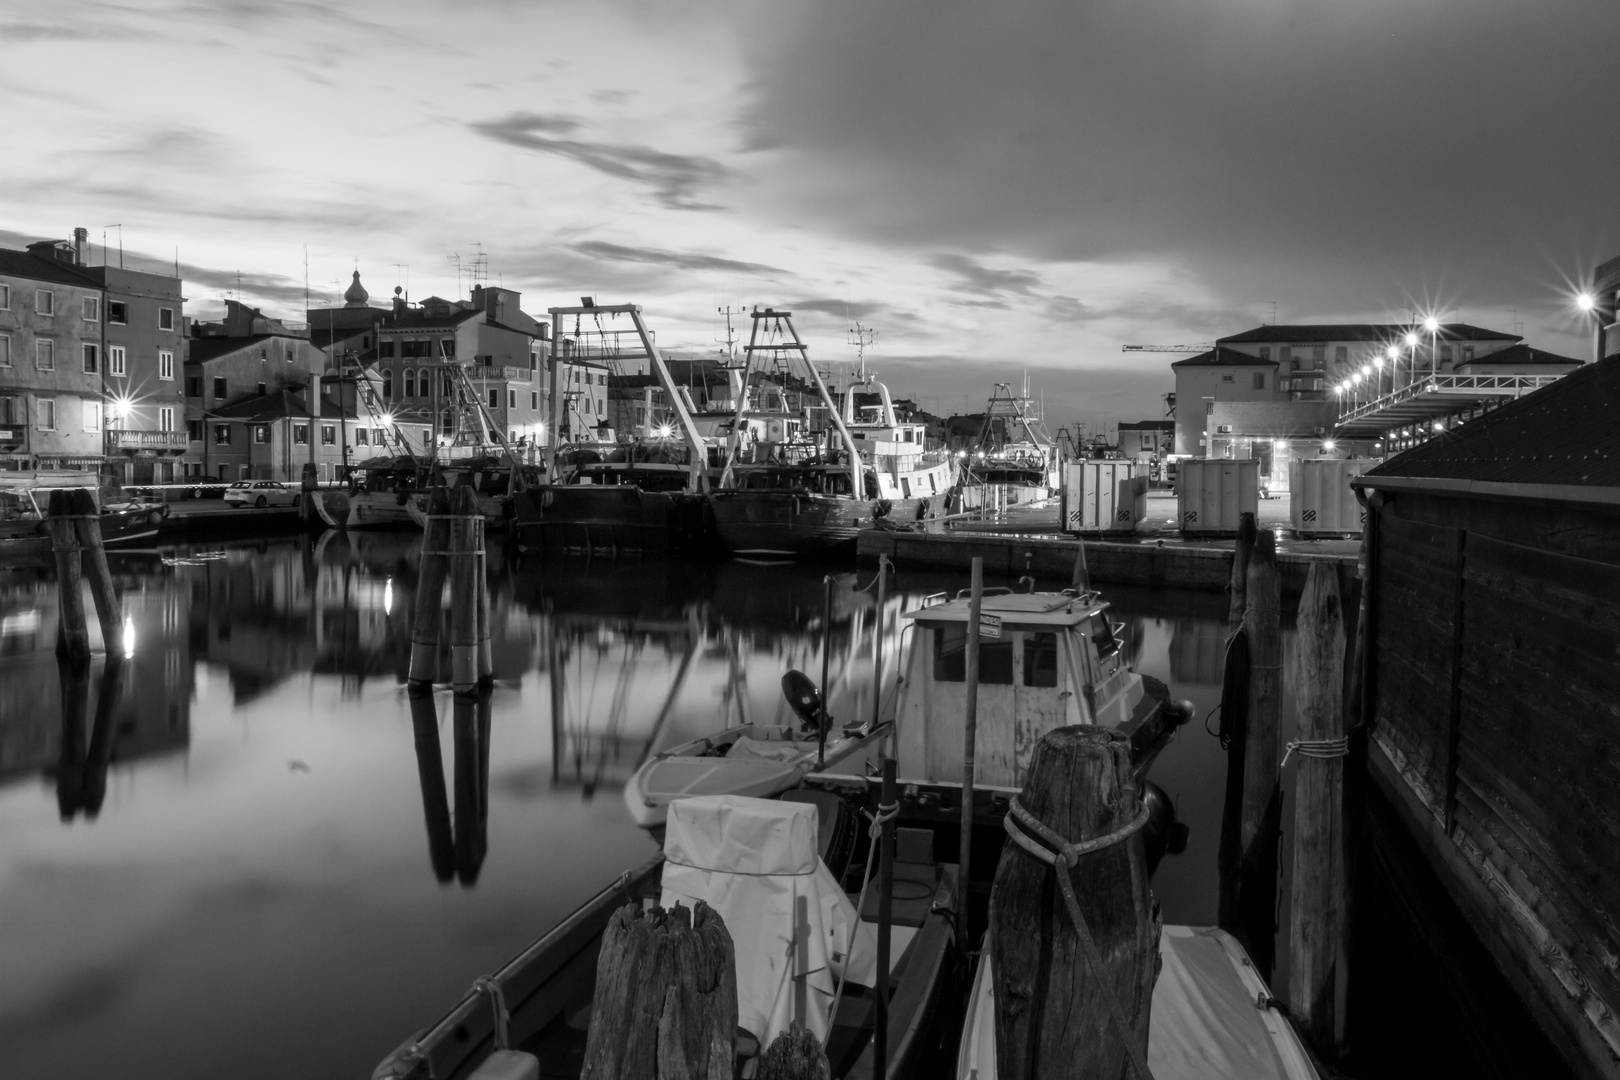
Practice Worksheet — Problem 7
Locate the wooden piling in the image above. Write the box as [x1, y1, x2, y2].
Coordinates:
[991, 727, 1158, 1080]
[60, 489, 122, 650]
[1237, 528, 1281, 978]
[407, 488, 453, 689]
[757, 1022, 831, 1080]
[1287, 561, 1348, 1052]
[475, 527, 493, 685]
[1227, 510, 1257, 627]
[447, 485, 481, 694]
[580, 900, 737, 1080]
[45, 491, 89, 660]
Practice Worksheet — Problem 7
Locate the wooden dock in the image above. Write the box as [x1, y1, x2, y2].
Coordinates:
[857, 527, 1357, 596]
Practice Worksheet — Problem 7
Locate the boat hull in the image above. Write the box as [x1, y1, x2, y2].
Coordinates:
[0, 509, 160, 561]
[405, 491, 513, 533]
[710, 491, 926, 557]
[313, 489, 420, 531]
[513, 485, 712, 555]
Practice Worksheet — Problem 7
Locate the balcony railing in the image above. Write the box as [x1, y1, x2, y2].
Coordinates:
[1337, 373, 1563, 425]
[502, 366, 534, 382]
[106, 429, 189, 451]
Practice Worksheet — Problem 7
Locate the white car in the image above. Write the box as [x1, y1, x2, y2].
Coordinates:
[223, 481, 300, 508]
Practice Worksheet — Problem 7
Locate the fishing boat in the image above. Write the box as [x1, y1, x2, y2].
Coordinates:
[371, 789, 959, 1080]
[622, 670, 894, 829]
[956, 926, 1322, 1080]
[0, 471, 161, 560]
[954, 378, 1062, 516]
[313, 455, 425, 530]
[514, 303, 719, 554]
[708, 308, 956, 558]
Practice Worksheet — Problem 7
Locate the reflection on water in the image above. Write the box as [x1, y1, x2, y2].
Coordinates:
[0, 535, 1273, 1079]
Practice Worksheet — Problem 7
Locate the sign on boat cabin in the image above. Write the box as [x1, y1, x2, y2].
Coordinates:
[895, 590, 1143, 788]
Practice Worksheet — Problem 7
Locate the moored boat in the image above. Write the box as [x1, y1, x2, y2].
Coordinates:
[0, 471, 161, 560]
[312, 456, 423, 531]
[955, 378, 1062, 516]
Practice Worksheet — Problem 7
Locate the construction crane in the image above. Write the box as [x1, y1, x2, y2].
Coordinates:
[1120, 343, 1214, 353]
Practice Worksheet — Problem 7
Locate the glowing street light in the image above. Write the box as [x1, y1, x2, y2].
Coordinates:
[1577, 292, 1597, 312]
[1423, 316, 1439, 333]
[1404, 332, 1419, 348]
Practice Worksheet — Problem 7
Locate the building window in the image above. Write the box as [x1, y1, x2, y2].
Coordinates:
[158, 350, 174, 380]
[531, 391, 539, 409]
[35, 339, 54, 370]
[256, 381, 266, 396]
[1462, 345, 1474, 363]
[35, 290, 53, 316]
[158, 307, 174, 331]
[1253, 373, 1266, 390]
[403, 371, 416, 398]
[355, 428, 369, 446]
[187, 420, 203, 442]
[489, 388, 499, 409]
[0, 284, 9, 310]
[321, 424, 335, 445]
[382, 373, 393, 399]
[82, 297, 99, 322]
[379, 340, 395, 359]
[213, 377, 227, 399]
[108, 300, 127, 324]
[440, 339, 455, 357]
[1311, 347, 1325, 367]
[253, 425, 270, 444]
[110, 345, 127, 377]
[508, 389, 517, 408]
[214, 424, 232, 445]
[37, 398, 56, 429]
[0, 335, 9, 367]
[1335, 345, 1347, 363]
[293, 424, 309, 445]
[159, 406, 174, 431]
[1220, 374, 1234, 383]
[83, 400, 102, 432]
[82, 343, 98, 373]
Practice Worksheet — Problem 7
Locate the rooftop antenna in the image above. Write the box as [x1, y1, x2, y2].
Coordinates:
[1267, 300, 1277, 326]
[104, 224, 122, 269]
[847, 320, 877, 383]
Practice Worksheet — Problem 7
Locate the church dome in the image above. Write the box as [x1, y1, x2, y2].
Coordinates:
[343, 270, 369, 308]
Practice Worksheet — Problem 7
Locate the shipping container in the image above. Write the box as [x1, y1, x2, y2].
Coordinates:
[1289, 457, 1368, 536]
[1061, 460, 1146, 534]
[1176, 458, 1259, 535]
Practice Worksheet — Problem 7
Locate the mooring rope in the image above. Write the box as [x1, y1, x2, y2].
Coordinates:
[1279, 736, 1350, 768]
[1002, 794, 1155, 1080]
[825, 798, 900, 1048]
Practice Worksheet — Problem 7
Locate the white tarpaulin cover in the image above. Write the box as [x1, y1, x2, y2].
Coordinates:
[659, 795, 878, 1049]
[956, 926, 1319, 1080]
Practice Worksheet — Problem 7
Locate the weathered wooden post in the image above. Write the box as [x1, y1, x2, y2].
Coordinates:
[475, 535, 493, 685]
[447, 485, 482, 695]
[1287, 560, 1348, 1053]
[407, 487, 453, 689]
[991, 727, 1158, 1080]
[60, 489, 123, 651]
[407, 691, 454, 883]
[580, 900, 737, 1080]
[958, 556, 983, 946]
[757, 1022, 830, 1080]
[45, 490, 90, 660]
[1227, 510, 1257, 627]
[1238, 528, 1281, 978]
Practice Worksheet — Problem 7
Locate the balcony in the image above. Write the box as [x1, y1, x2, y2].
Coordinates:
[503, 366, 534, 382]
[106, 429, 189, 452]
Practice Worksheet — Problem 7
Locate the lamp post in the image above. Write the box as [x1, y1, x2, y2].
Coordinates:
[1578, 291, 1603, 363]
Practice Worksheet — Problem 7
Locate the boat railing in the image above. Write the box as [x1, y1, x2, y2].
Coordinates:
[919, 591, 950, 607]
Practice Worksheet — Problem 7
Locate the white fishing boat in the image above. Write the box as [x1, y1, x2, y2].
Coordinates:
[955, 378, 1062, 516]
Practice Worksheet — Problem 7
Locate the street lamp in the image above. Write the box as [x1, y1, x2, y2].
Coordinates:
[1577, 292, 1596, 312]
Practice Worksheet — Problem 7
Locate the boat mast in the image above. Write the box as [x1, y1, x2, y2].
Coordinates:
[766, 308, 862, 496]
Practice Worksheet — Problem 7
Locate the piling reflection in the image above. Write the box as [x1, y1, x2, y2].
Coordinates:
[406, 688, 494, 887]
[54, 656, 127, 821]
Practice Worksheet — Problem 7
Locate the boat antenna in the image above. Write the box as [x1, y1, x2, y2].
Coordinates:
[848, 321, 877, 384]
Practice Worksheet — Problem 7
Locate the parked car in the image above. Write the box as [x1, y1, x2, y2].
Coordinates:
[186, 475, 226, 499]
[223, 481, 300, 508]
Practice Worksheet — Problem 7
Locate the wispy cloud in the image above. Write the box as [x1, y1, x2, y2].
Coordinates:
[571, 240, 786, 277]
[469, 112, 731, 211]
[928, 254, 1042, 297]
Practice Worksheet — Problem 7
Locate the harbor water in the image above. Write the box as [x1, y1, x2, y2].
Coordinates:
[0, 533, 1560, 1078]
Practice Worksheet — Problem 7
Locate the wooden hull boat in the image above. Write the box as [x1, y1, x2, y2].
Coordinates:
[0, 507, 159, 561]
[312, 488, 420, 531]
[513, 484, 712, 555]
[956, 927, 1320, 1080]
[623, 721, 894, 829]
[372, 791, 960, 1080]
[405, 490, 513, 532]
[710, 490, 927, 558]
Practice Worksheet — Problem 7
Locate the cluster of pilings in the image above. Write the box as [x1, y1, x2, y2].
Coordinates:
[408, 486, 494, 694]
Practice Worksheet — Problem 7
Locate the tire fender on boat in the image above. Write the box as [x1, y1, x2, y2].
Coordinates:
[146, 510, 164, 527]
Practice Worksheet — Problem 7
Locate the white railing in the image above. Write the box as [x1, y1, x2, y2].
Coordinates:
[1337, 373, 1562, 424]
[106, 429, 189, 450]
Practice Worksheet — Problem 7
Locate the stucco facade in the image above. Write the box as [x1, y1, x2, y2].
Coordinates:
[0, 243, 107, 469]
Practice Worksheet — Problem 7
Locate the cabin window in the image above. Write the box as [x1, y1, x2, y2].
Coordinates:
[1088, 617, 1120, 659]
[1023, 632, 1058, 687]
[933, 625, 1014, 685]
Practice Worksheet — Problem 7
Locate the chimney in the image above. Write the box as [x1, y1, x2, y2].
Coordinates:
[73, 227, 88, 266]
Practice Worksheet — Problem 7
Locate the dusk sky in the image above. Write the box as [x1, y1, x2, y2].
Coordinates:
[2, 0, 1616, 435]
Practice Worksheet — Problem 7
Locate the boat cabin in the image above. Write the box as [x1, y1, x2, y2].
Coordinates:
[894, 590, 1143, 788]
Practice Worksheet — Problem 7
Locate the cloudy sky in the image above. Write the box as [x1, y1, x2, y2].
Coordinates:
[2, 0, 1616, 433]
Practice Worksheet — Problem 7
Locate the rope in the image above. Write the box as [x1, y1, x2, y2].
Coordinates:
[826, 798, 900, 1048]
[1280, 736, 1350, 768]
[1001, 795, 1155, 1080]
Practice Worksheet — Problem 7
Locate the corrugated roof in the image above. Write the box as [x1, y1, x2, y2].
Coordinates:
[1218, 323, 1519, 345]
[0, 248, 99, 288]
[1170, 346, 1277, 368]
[1363, 356, 1620, 486]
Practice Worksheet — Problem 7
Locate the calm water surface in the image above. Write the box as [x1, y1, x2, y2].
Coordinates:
[0, 532, 1292, 1079]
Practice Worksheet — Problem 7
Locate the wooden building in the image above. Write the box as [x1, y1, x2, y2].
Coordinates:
[1353, 355, 1620, 1080]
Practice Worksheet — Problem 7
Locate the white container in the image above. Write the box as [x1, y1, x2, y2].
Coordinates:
[1177, 459, 1259, 535]
[1062, 461, 1146, 534]
[1289, 457, 1368, 536]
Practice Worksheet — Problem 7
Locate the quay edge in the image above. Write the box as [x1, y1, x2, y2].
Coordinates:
[857, 527, 1356, 596]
